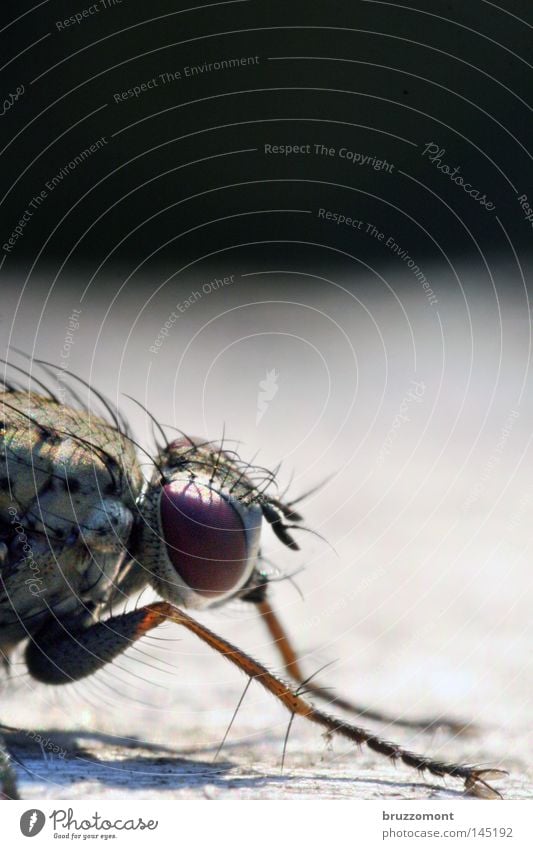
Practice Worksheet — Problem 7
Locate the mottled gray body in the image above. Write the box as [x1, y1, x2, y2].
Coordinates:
[0, 391, 143, 656]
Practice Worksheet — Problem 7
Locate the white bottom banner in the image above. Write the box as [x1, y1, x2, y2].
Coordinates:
[1, 799, 530, 848]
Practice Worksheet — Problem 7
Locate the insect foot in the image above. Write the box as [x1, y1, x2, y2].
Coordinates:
[464, 770, 509, 800]
[0, 735, 19, 800]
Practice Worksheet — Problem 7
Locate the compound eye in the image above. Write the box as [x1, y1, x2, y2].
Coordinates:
[160, 480, 250, 598]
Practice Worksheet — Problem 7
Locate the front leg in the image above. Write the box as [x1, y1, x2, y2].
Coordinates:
[24, 603, 505, 799]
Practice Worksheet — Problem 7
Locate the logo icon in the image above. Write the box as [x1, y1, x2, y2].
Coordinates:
[20, 810, 46, 837]
[256, 368, 279, 424]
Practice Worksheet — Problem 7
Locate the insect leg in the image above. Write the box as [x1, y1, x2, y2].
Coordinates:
[0, 733, 19, 799]
[24, 602, 505, 799]
[256, 598, 472, 735]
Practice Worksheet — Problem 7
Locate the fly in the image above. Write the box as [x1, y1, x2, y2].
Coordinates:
[0, 360, 506, 800]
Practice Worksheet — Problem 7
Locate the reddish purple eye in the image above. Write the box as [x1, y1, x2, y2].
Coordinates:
[159, 480, 250, 597]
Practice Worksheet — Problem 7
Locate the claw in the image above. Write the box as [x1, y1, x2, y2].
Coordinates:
[465, 769, 508, 800]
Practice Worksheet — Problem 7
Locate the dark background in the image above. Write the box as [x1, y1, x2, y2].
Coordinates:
[1, 0, 532, 287]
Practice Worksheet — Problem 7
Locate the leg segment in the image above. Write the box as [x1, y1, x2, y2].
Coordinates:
[25, 609, 157, 684]
[25, 602, 505, 798]
[0, 733, 19, 799]
[257, 599, 471, 734]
